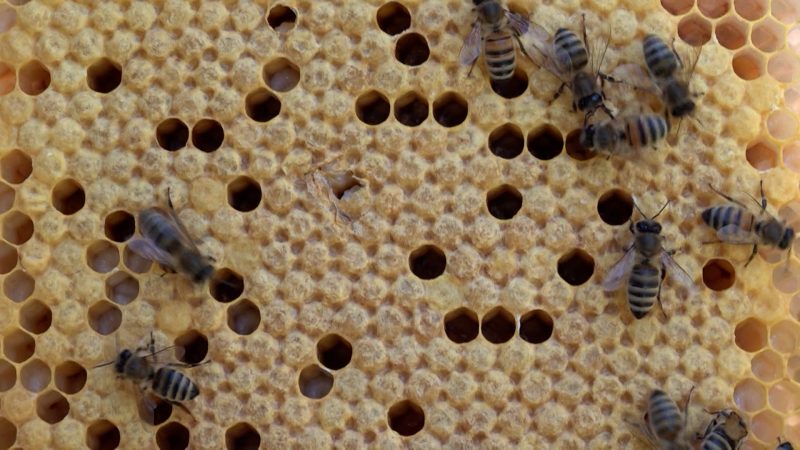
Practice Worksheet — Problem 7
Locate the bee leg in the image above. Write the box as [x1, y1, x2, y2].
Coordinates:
[656, 266, 668, 319]
[601, 104, 615, 120]
[514, 35, 536, 65]
[743, 244, 758, 267]
[682, 385, 695, 430]
[552, 83, 567, 101]
[670, 37, 685, 69]
[467, 59, 478, 78]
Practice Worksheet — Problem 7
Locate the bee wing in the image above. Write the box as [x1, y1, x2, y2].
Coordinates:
[128, 238, 176, 268]
[716, 224, 759, 244]
[604, 247, 636, 292]
[163, 203, 205, 255]
[610, 63, 659, 94]
[524, 23, 573, 83]
[505, 10, 531, 36]
[660, 251, 694, 290]
[137, 389, 159, 425]
[459, 22, 482, 66]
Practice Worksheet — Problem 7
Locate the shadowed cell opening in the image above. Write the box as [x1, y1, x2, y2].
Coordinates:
[88, 301, 122, 335]
[444, 307, 479, 343]
[245, 89, 281, 122]
[124, 245, 152, 273]
[746, 141, 776, 171]
[557, 248, 595, 286]
[316, 334, 353, 370]
[394, 91, 429, 127]
[388, 400, 425, 436]
[226, 423, 261, 450]
[210, 268, 245, 303]
[716, 17, 747, 50]
[735, 0, 767, 20]
[0, 182, 12, 214]
[87, 240, 120, 274]
[395, 33, 430, 66]
[433, 92, 468, 127]
[409, 245, 446, 280]
[356, 90, 391, 125]
[175, 330, 208, 364]
[732, 49, 764, 80]
[3, 210, 33, 244]
[491, 68, 528, 99]
[1, 149, 31, 184]
[4, 270, 34, 302]
[139, 396, 172, 426]
[0, 360, 15, 391]
[156, 118, 189, 151]
[87, 58, 122, 94]
[156, 422, 190, 450]
[104, 211, 135, 242]
[481, 306, 515, 344]
[597, 189, 634, 225]
[489, 123, 524, 159]
[192, 119, 225, 152]
[227, 176, 262, 212]
[0, 417, 15, 450]
[528, 125, 564, 160]
[486, 184, 522, 220]
[698, 0, 730, 17]
[735, 317, 768, 352]
[267, 4, 297, 32]
[565, 128, 596, 161]
[4, 328, 34, 363]
[19, 60, 50, 95]
[377, 2, 411, 35]
[661, 0, 693, 15]
[677, 14, 712, 46]
[55, 361, 87, 394]
[227, 299, 261, 335]
[36, 390, 69, 423]
[20, 299, 51, 334]
[298, 364, 333, 399]
[0, 62, 14, 96]
[21, 358, 50, 393]
[702, 258, 735, 291]
[0, 241, 15, 274]
[105, 271, 139, 305]
[264, 57, 300, 92]
[86, 420, 120, 450]
[519, 309, 554, 344]
[52, 179, 86, 215]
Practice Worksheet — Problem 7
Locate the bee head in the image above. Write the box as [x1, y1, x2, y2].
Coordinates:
[635, 219, 662, 234]
[579, 125, 595, 149]
[115, 349, 133, 374]
[578, 94, 603, 111]
[779, 227, 795, 250]
[671, 100, 695, 117]
[476, 1, 503, 22]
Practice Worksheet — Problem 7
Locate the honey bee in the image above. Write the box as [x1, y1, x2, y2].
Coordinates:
[696, 409, 748, 450]
[633, 388, 694, 449]
[580, 114, 670, 154]
[129, 189, 215, 283]
[642, 34, 696, 119]
[604, 200, 694, 319]
[459, 0, 535, 82]
[702, 181, 795, 267]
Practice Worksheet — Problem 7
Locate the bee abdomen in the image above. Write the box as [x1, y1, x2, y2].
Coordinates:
[627, 263, 660, 319]
[702, 206, 745, 231]
[484, 32, 516, 80]
[643, 34, 678, 78]
[153, 367, 200, 403]
[553, 28, 587, 71]
[700, 429, 735, 450]
[624, 115, 668, 148]
[648, 390, 683, 440]
[139, 210, 183, 253]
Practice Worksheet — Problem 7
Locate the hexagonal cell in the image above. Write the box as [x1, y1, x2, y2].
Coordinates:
[702, 258, 735, 291]
[210, 268, 244, 303]
[316, 334, 353, 371]
[751, 410, 783, 443]
[227, 176, 262, 212]
[245, 88, 281, 123]
[20, 299, 52, 334]
[175, 330, 208, 364]
[377, 2, 411, 36]
[661, 0, 694, 15]
[444, 307, 479, 344]
[298, 364, 333, 399]
[491, 67, 529, 99]
[394, 91, 429, 127]
[19, 60, 50, 95]
[21, 359, 50, 393]
[263, 57, 300, 92]
[734, 378, 766, 412]
[0, 417, 15, 450]
[732, 49, 765, 80]
[557, 249, 595, 286]
[698, 0, 730, 17]
[55, 361, 87, 395]
[783, 143, 800, 172]
[528, 125, 564, 160]
[716, 16, 749, 50]
[486, 184, 523, 220]
[388, 400, 425, 436]
[678, 14, 712, 46]
[3, 328, 34, 363]
[409, 245, 446, 280]
[87, 240, 120, 274]
[735, 317, 768, 352]
[267, 4, 296, 32]
[226, 423, 260, 450]
[519, 309, 554, 344]
[489, 123, 524, 159]
[105, 271, 139, 305]
[156, 118, 189, 151]
[768, 51, 800, 83]
[4, 269, 34, 302]
[0, 359, 14, 392]
[735, 0, 768, 19]
[751, 18, 785, 53]
[88, 301, 122, 336]
[0, 182, 13, 213]
[140, 396, 172, 426]
[155, 422, 190, 450]
[772, 0, 800, 22]
[123, 245, 152, 273]
[752, 349, 784, 382]
[395, 32, 429, 66]
[86, 420, 120, 450]
[0, 5, 17, 34]
[0, 62, 14, 96]
[3, 210, 33, 245]
[771, 320, 800, 353]
[769, 380, 800, 413]
[773, 259, 800, 294]
[432, 92, 468, 127]
[745, 140, 777, 170]
[103, 210, 135, 243]
[87, 58, 122, 94]
[0, 241, 16, 274]
[767, 109, 798, 141]
[52, 179, 85, 215]
[355, 90, 391, 126]
[192, 119, 224, 153]
[1, 149, 31, 184]
[597, 189, 633, 226]
[227, 299, 261, 336]
[481, 306, 516, 344]
[565, 128, 595, 161]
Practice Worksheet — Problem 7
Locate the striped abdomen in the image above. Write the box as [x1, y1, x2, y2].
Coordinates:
[139, 209, 184, 254]
[643, 34, 678, 79]
[151, 367, 200, 403]
[483, 29, 516, 80]
[701, 205, 751, 232]
[553, 28, 588, 72]
[624, 115, 669, 148]
[648, 389, 684, 441]
[627, 261, 661, 319]
[700, 428, 736, 450]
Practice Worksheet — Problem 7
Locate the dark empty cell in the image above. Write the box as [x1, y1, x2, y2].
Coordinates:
[0, 182, 13, 213]
[444, 307, 479, 343]
[486, 184, 522, 220]
[227, 176, 262, 212]
[3, 328, 34, 363]
[139, 396, 172, 426]
[192, 119, 225, 152]
[36, 390, 69, 424]
[87, 58, 122, 93]
[395, 32, 430, 66]
[19, 60, 50, 95]
[557, 248, 595, 286]
[490, 68, 529, 99]
[481, 306, 515, 344]
[377, 2, 411, 35]
[0, 241, 16, 274]
[227, 299, 261, 335]
[226, 423, 261, 450]
[489, 123, 524, 159]
[1, 149, 32, 184]
[3, 210, 33, 244]
[104, 211, 135, 242]
[87, 240, 120, 274]
[54, 361, 87, 395]
[20, 299, 52, 334]
[4, 270, 34, 302]
[0, 418, 15, 450]
[388, 400, 425, 436]
[52, 178, 85, 215]
[528, 125, 564, 160]
[597, 189, 633, 226]
[409, 245, 446, 280]
[355, 90, 391, 125]
[519, 309, 554, 344]
[175, 330, 208, 364]
[210, 268, 245, 303]
[0, 360, 15, 392]
[86, 420, 121, 450]
[123, 245, 152, 273]
[298, 364, 334, 399]
[565, 128, 595, 161]
[21, 359, 50, 393]
[703, 258, 735, 291]
[394, 91, 429, 127]
[263, 57, 300, 92]
[245, 89, 281, 122]
[88, 301, 122, 335]
[105, 271, 139, 305]
[156, 118, 190, 151]
[433, 92, 468, 127]
[316, 334, 353, 370]
[267, 4, 297, 32]
[156, 422, 190, 450]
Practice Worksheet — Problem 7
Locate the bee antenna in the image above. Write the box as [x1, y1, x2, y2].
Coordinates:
[92, 359, 117, 369]
[631, 198, 646, 219]
[651, 200, 670, 220]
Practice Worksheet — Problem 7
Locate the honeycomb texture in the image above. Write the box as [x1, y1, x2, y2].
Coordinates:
[0, 0, 798, 449]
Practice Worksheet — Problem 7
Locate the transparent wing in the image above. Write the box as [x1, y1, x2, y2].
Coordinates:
[506, 10, 531, 36]
[525, 22, 572, 83]
[604, 247, 636, 292]
[609, 63, 659, 94]
[128, 238, 175, 268]
[716, 224, 759, 244]
[660, 252, 694, 290]
[459, 23, 482, 66]
[163, 199, 204, 255]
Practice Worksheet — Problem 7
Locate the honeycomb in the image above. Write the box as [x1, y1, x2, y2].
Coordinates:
[0, 0, 799, 448]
